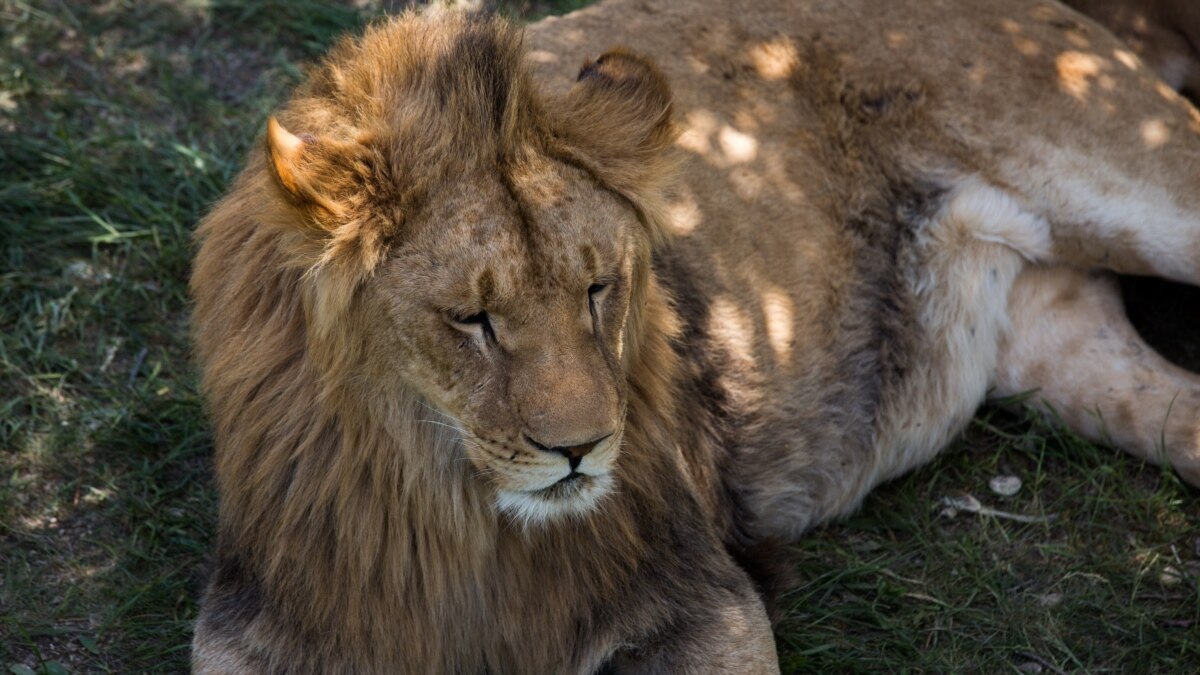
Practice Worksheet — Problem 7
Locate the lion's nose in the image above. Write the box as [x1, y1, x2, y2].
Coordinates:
[524, 433, 612, 471]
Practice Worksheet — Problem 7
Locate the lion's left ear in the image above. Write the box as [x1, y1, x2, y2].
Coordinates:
[556, 49, 677, 232]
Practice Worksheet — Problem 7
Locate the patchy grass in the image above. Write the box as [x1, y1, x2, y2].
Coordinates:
[779, 408, 1200, 673]
[0, 1, 380, 671]
[1, 1, 1196, 673]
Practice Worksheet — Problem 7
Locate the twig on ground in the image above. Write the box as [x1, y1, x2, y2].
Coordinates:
[939, 494, 1057, 524]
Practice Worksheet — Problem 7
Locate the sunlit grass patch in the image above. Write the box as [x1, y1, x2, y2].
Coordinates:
[1, 0, 299, 669]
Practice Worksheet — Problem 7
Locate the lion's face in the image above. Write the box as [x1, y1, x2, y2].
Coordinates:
[362, 155, 638, 524]
[256, 36, 673, 525]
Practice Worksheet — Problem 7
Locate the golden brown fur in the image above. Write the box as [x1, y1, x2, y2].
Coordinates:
[192, 2, 1200, 672]
[1064, 0, 1200, 99]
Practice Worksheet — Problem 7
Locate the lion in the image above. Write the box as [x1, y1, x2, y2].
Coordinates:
[190, 1, 1200, 672]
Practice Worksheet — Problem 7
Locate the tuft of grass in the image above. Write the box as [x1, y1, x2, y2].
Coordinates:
[1, 1, 1196, 673]
[209, 0, 370, 56]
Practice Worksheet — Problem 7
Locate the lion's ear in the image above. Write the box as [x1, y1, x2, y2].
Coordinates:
[558, 49, 677, 204]
[265, 117, 347, 220]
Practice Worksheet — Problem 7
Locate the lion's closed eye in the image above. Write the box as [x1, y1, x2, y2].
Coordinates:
[447, 310, 494, 342]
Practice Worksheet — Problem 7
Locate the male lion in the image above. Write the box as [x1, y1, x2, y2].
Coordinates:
[190, 1, 1200, 672]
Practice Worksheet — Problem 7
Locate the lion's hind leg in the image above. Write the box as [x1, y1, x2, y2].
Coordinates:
[994, 265, 1200, 485]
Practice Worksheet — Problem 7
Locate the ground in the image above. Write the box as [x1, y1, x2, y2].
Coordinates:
[1, 1, 1197, 673]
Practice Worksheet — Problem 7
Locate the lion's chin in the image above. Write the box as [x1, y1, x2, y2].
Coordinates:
[494, 472, 616, 527]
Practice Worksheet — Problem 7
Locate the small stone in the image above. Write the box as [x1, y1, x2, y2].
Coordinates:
[1160, 565, 1184, 587]
[989, 474, 1022, 497]
[63, 259, 111, 285]
[1035, 592, 1062, 607]
[1016, 663, 1044, 674]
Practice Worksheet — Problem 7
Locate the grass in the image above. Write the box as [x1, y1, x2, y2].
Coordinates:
[779, 410, 1200, 673]
[1, 1, 1197, 672]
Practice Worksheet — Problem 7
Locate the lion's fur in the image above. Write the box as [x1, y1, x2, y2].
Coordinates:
[192, 1, 1200, 672]
[1064, 0, 1200, 98]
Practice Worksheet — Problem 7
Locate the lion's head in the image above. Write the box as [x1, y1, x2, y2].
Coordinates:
[196, 14, 678, 526]
[353, 151, 636, 522]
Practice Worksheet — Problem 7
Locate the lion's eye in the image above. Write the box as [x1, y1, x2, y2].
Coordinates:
[587, 283, 611, 320]
[448, 311, 494, 341]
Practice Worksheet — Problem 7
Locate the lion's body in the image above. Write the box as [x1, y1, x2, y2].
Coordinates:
[191, 1, 1200, 672]
[527, 0, 1200, 540]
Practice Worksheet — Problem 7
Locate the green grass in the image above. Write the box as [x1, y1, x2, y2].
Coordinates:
[1, 1, 1197, 673]
[779, 410, 1200, 673]
[0, 1, 369, 670]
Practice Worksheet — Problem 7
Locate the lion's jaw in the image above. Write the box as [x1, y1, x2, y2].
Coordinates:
[491, 440, 622, 526]
[464, 422, 625, 527]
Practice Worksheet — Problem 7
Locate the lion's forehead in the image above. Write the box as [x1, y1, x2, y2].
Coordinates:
[408, 161, 630, 301]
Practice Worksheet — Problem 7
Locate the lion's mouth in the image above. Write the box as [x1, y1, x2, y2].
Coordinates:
[536, 471, 590, 497]
[495, 470, 614, 525]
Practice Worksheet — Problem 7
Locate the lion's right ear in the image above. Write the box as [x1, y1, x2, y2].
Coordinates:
[556, 50, 678, 211]
[265, 117, 346, 220]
